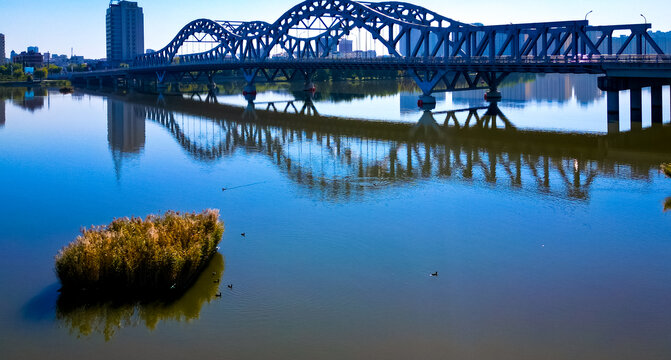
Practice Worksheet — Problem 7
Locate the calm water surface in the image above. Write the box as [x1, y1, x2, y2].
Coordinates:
[1, 75, 671, 360]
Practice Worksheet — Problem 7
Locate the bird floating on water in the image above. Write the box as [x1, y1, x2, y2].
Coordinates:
[215, 292, 222, 297]
[430, 272, 438, 277]
[227, 284, 233, 289]
[241, 232, 246, 237]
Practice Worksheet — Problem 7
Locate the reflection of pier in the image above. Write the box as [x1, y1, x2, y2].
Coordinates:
[0, 100, 5, 128]
[111, 94, 671, 202]
[257, 99, 319, 116]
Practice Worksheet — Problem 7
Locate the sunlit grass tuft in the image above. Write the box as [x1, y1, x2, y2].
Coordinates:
[55, 209, 224, 293]
[662, 163, 671, 178]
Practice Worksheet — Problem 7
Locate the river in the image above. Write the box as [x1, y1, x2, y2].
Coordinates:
[1, 74, 671, 359]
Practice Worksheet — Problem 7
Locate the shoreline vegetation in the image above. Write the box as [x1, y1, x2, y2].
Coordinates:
[55, 209, 224, 296]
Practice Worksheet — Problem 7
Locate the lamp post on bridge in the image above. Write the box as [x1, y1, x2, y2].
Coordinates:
[640, 14, 648, 55]
[584, 10, 592, 21]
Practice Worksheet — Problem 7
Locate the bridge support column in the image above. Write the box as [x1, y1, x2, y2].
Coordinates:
[155, 71, 167, 95]
[98, 77, 103, 90]
[630, 87, 642, 130]
[243, 83, 257, 103]
[85, 78, 91, 89]
[207, 71, 217, 95]
[484, 89, 502, 103]
[651, 85, 663, 125]
[301, 70, 317, 93]
[607, 90, 620, 134]
[417, 95, 436, 111]
[156, 82, 168, 95]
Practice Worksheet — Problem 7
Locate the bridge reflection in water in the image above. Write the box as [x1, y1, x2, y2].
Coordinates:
[106, 93, 670, 202]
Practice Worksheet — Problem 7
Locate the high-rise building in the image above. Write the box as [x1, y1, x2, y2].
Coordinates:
[0, 34, 5, 65]
[106, 1, 144, 64]
[339, 39, 353, 54]
[13, 47, 44, 68]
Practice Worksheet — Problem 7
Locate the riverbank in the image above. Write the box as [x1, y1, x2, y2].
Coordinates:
[0, 79, 69, 87]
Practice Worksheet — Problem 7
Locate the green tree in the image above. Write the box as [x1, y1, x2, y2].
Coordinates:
[34, 69, 46, 79]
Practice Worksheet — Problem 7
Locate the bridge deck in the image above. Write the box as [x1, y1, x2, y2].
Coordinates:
[68, 56, 671, 81]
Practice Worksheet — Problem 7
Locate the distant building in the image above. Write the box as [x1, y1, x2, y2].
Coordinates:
[13, 47, 44, 68]
[400, 31, 440, 57]
[106, 1, 144, 64]
[0, 34, 5, 65]
[353, 50, 377, 58]
[339, 39, 353, 54]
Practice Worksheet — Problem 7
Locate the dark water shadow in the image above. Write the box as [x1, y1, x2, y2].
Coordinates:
[24, 253, 225, 341]
[22, 282, 61, 322]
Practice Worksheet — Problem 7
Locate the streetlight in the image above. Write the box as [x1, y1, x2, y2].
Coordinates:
[584, 10, 593, 21]
[640, 14, 648, 55]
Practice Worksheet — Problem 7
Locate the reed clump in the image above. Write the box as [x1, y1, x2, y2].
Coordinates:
[55, 209, 224, 294]
[662, 163, 671, 178]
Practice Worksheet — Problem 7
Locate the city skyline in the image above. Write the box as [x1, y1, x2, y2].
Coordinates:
[1, 0, 670, 60]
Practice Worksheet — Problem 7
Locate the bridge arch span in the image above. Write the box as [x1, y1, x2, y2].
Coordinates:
[136, 0, 472, 66]
[262, 0, 465, 59]
[137, 19, 240, 66]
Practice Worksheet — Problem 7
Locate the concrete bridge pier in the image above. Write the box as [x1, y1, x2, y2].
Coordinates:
[417, 95, 436, 111]
[484, 90, 502, 103]
[129, 77, 138, 94]
[630, 87, 642, 130]
[607, 90, 620, 134]
[207, 71, 217, 95]
[156, 82, 168, 95]
[155, 71, 167, 95]
[651, 85, 663, 125]
[301, 70, 317, 93]
[243, 83, 257, 103]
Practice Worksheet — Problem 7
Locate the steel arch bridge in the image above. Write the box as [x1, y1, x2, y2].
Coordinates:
[114, 0, 671, 100]
[136, 0, 663, 67]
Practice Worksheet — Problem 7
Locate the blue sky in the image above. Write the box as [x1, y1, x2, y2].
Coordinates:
[1, 0, 670, 58]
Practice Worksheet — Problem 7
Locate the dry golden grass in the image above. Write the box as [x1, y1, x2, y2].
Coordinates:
[55, 209, 224, 293]
[662, 163, 671, 178]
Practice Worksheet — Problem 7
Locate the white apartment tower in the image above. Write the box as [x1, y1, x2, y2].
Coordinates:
[106, 1, 144, 64]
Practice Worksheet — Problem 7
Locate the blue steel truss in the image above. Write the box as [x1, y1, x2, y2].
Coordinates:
[135, 0, 664, 68]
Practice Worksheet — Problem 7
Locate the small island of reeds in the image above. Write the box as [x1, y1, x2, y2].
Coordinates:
[662, 163, 671, 178]
[55, 209, 224, 296]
